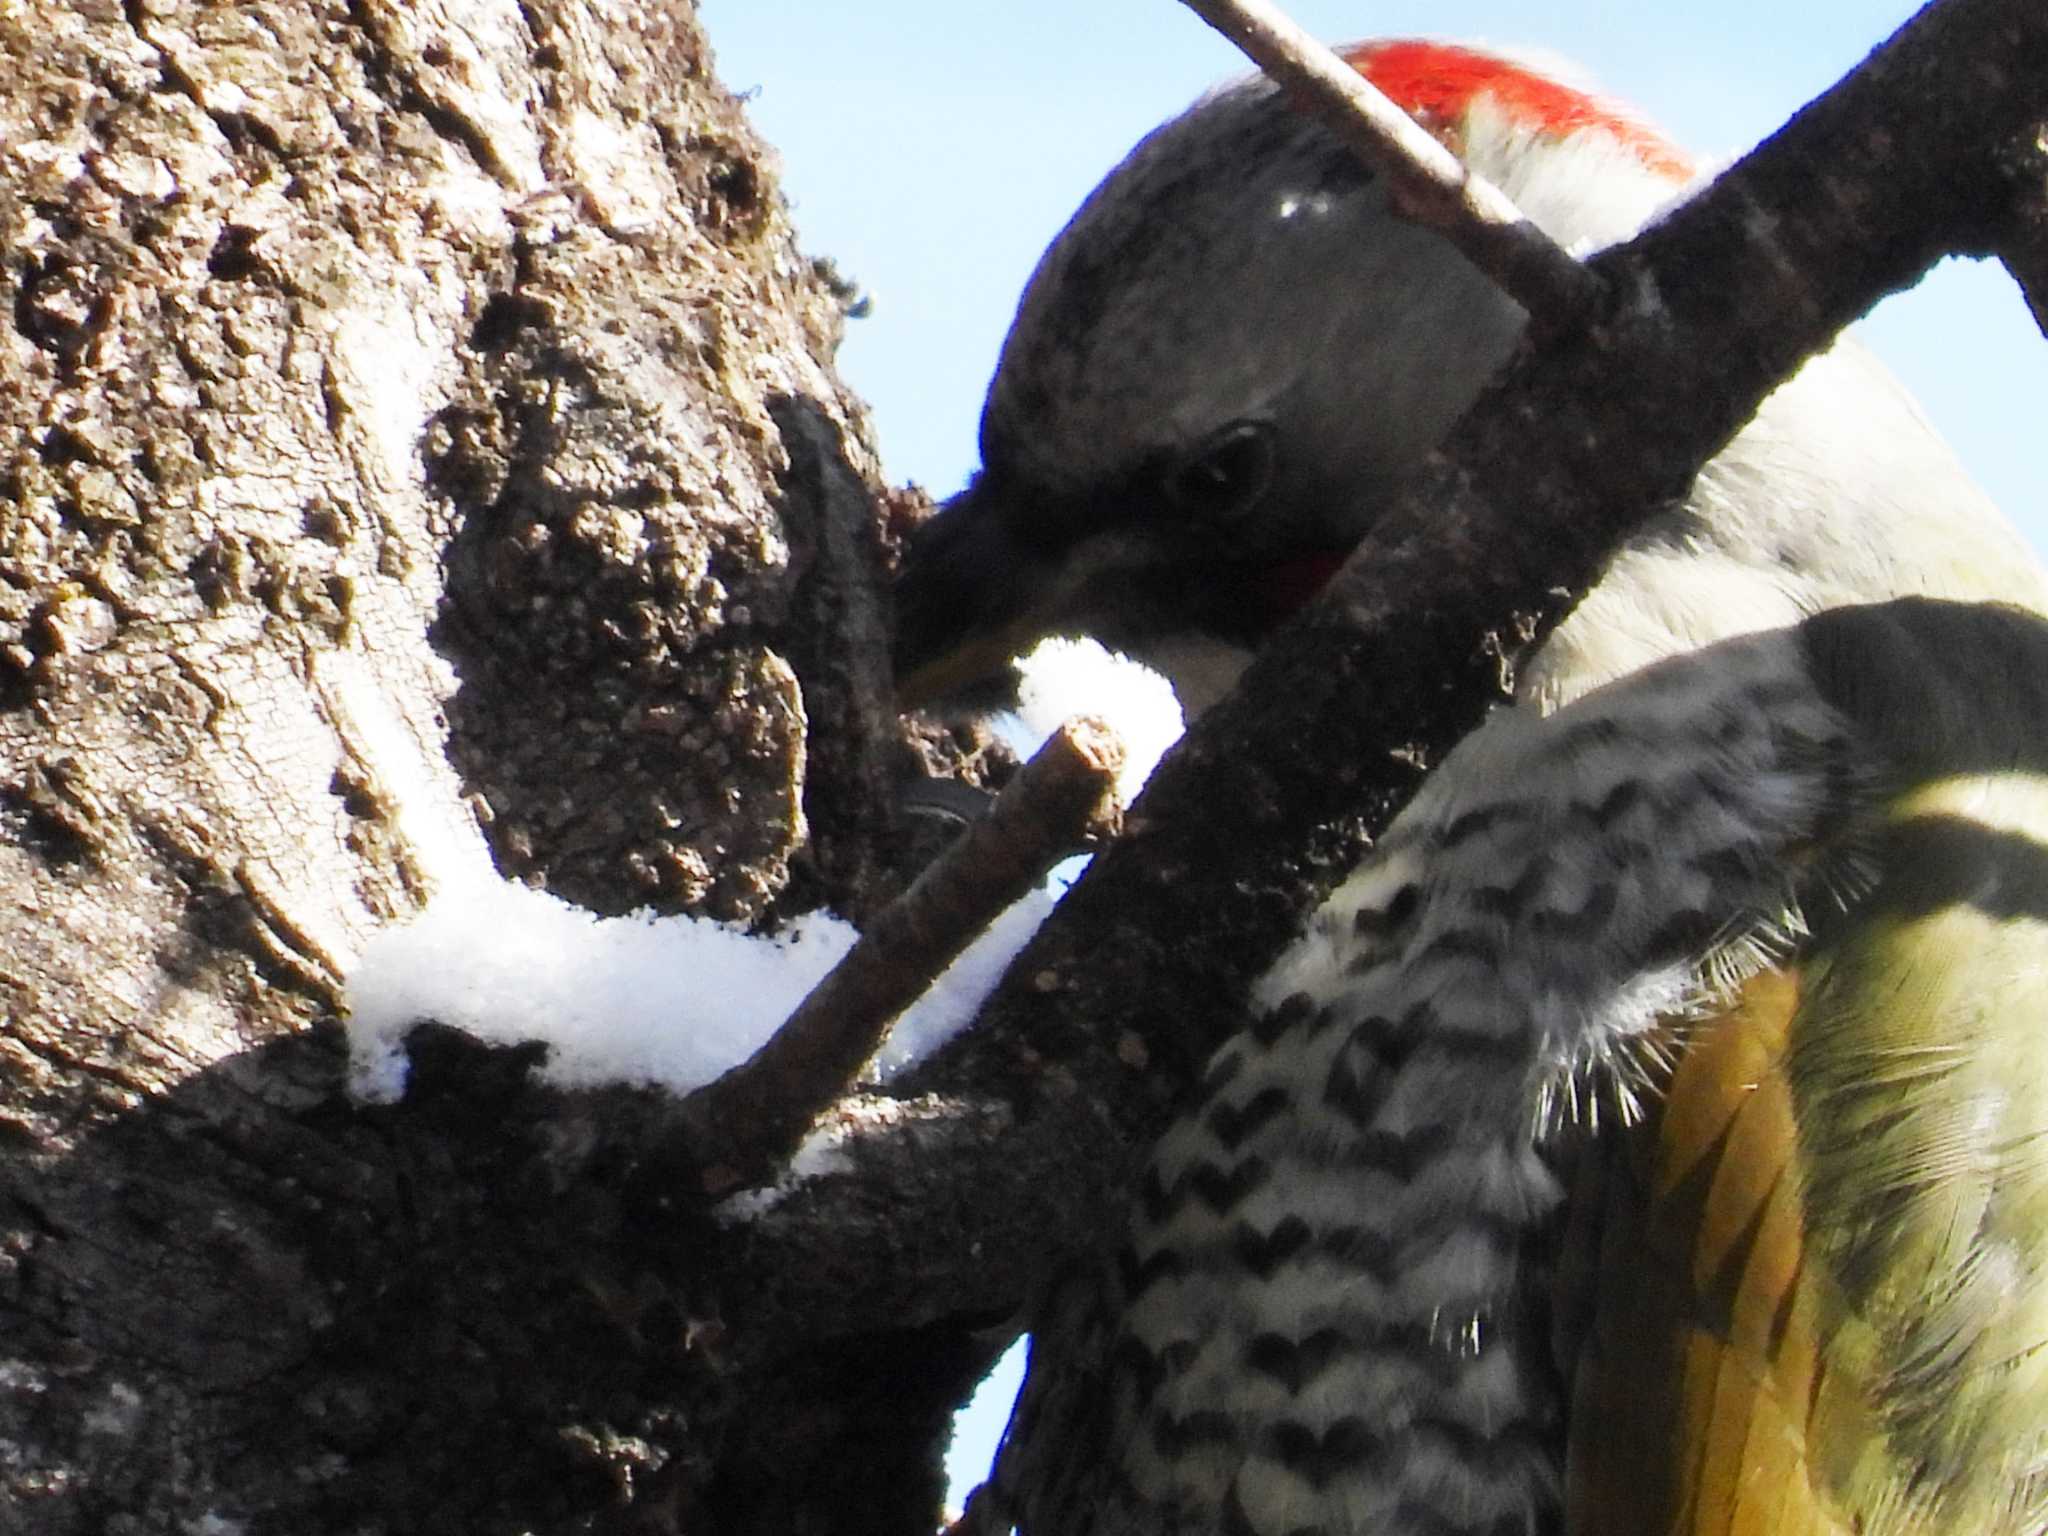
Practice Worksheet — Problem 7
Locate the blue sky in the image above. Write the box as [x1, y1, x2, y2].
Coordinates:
[695, 0, 2048, 1499]
[702, 0, 2046, 554]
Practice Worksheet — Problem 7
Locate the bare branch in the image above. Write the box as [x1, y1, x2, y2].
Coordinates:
[1178, 0, 1602, 328]
[681, 717, 1126, 1191]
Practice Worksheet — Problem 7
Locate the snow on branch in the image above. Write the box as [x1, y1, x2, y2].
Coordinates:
[345, 708, 1125, 1188]
[679, 716, 1125, 1192]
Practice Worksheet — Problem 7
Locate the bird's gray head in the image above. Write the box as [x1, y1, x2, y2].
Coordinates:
[892, 41, 1762, 710]
[896, 68, 1534, 707]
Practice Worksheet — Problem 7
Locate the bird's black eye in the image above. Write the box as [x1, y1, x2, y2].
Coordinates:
[1162, 421, 1276, 524]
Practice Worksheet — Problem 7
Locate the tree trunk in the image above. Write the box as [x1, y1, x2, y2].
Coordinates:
[0, 2, 969, 1530]
[11, 1, 2046, 1532]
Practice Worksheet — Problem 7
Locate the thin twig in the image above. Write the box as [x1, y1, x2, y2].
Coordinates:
[1178, 0, 1602, 329]
[680, 717, 1126, 1193]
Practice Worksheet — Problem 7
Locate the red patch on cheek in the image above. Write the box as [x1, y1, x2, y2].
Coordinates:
[1256, 551, 1348, 620]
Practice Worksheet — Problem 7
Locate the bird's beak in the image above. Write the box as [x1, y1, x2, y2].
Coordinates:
[894, 621, 1040, 711]
[893, 478, 1059, 709]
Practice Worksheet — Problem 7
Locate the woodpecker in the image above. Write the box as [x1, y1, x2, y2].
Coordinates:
[898, 39, 2048, 1536]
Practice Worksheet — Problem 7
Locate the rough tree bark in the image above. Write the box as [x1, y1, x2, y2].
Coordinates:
[0, 1, 956, 1531]
[4, 0, 2047, 1533]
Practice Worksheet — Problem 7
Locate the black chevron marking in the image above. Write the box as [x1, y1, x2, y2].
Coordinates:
[1237, 1314, 1530, 1394]
[1344, 947, 1393, 979]
[1324, 1038, 1389, 1128]
[1350, 1124, 1454, 1180]
[1243, 1327, 1350, 1395]
[1119, 1243, 1189, 1300]
[1556, 712, 1629, 754]
[1354, 1001, 1528, 1077]
[1310, 1218, 1521, 1299]
[1358, 1009, 1417, 1073]
[1593, 777, 1647, 826]
[1352, 882, 1421, 938]
[1330, 1024, 1529, 1137]
[1299, 999, 1349, 1040]
[1641, 905, 1722, 962]
[1252, 1012, 1295, 1046]
[1237, 1414, 1557, 1524]
[1135, 1196, 1515, 1288]
[1467, 854, 1554, 920]
[1441, 802, 1529, 849]
[1111, 1333, 1199, 1411]
[1190, 1156, 1272, 1215]
[1402, 1410, 1553, 1466]
[1394, 997, 1436, 1037]
[1384, 1421, 1561, 1532]
[1410, 925, 1501, 967]
[1150, 1406, 1241, 1460]
[1690, 842, 1762, 889]
[1138, 1156, 1276, 1225]
[1266, 1416, 1376, 1488]
[1140, 1217, 1401, 1287]
[1231, 1214, 1312, 1279]
[1250, 992, 1318, 1047]
[1207, 1085, 1292, 1151]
